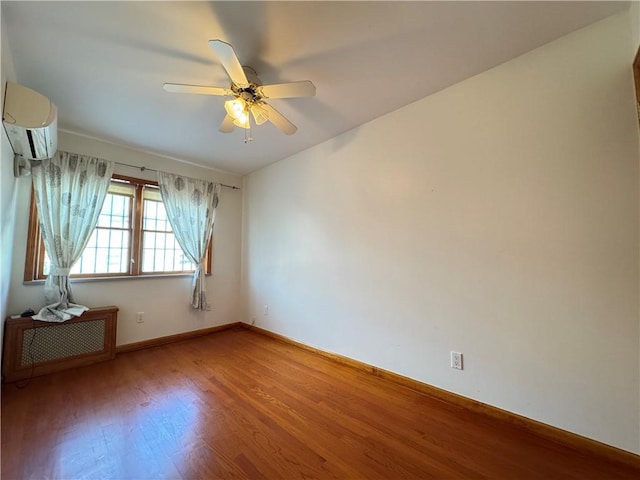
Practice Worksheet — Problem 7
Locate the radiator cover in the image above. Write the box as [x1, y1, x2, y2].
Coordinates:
[2, 306, 118, 382]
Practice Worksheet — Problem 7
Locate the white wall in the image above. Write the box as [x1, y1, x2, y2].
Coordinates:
[242, 11, 640, 454]
[1, 12, 19, 359]
[631, 1, 639, 50]
[8, 131, 243, 346]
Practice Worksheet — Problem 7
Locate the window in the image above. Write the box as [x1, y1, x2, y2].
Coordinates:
[25, 175, 211, 281]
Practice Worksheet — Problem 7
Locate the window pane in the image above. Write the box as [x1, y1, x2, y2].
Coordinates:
[44, 228, 131, 276]
[155, 232, 166, 250]
[96, 228, 110, 248]
[97, 192, 130, 229]
[143, 200, 158, 231]
[43, 253, 51, 276]
[141, 230, 195, 273]
[143, 198, 174, 234]
[156, 203, 168, 232]
[78, 248, 96, 274]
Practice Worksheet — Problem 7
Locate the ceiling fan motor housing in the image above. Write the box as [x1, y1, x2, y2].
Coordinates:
[232, 67, 263, 104]
[241, 66, 260, 86]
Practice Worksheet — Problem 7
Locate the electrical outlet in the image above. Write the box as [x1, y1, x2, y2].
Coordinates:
[451, 351, 463, 370]
[136, 312, 144, 323]
[263, 304, 269, 315]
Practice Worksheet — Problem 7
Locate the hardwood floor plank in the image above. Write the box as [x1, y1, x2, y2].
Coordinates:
[207, 341, 464, 478]
[2, 328, 638, 479]
[214, 333, 537, 477]
[235, 329, 634, 478]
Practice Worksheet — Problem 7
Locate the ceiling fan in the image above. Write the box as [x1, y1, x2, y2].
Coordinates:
[163, 40, 316, 139]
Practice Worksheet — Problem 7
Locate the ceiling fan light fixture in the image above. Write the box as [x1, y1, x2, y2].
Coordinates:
[165, 40, 316, 139]
[232, 113, 250, 129]
[224, 97, 246, 118]
[225, 97, 251, 129]
[250, 103, 269, 125]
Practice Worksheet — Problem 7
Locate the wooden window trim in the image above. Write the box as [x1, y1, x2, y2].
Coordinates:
[24, 174, 213, 281]
[634, 46, 640, 127]
[131, 180, 144, 276]
[24, 188, 43, 282]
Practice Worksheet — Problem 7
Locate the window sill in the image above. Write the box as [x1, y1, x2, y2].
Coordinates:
[23, 272, 203, 285]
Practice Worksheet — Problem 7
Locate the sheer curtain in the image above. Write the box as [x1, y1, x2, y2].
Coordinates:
[31, 151, 114, 322]
[157, 171, 220, 310]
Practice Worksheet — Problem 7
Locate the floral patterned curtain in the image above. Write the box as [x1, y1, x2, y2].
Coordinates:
[157, 171, 220, 310]
[31, 151, 114, 322]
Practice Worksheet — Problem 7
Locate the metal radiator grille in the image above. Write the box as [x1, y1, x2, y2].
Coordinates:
[20, 319, 106, 366]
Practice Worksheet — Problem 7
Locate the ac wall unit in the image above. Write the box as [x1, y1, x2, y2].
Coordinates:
[2, 81, 58, 176]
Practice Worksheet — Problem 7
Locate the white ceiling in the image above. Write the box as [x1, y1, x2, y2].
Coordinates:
[3, 1, 628, 175]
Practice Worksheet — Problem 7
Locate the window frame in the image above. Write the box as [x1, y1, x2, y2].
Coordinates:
[24, 174, 212, 282]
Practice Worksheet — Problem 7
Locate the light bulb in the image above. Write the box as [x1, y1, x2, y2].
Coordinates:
[224, 98, 247, 119]
[232, 110, 250, 129]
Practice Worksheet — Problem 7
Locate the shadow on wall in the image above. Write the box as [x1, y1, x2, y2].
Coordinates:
[329, 127, 359, 154]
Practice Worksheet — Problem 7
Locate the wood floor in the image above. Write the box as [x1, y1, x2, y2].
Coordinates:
[2, 327, 638, 479]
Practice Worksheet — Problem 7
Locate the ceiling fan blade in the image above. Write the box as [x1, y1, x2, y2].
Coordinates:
[262, 103, 297, 135]
[163, 83, 233, 96]
[259, 81, 316, 99]
[209, 40, 249, 87]
[219, 114, 235, 133]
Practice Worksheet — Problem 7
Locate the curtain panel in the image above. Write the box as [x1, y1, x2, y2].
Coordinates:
[31, 151, 114, 322]
[157, 172, 220, 310]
